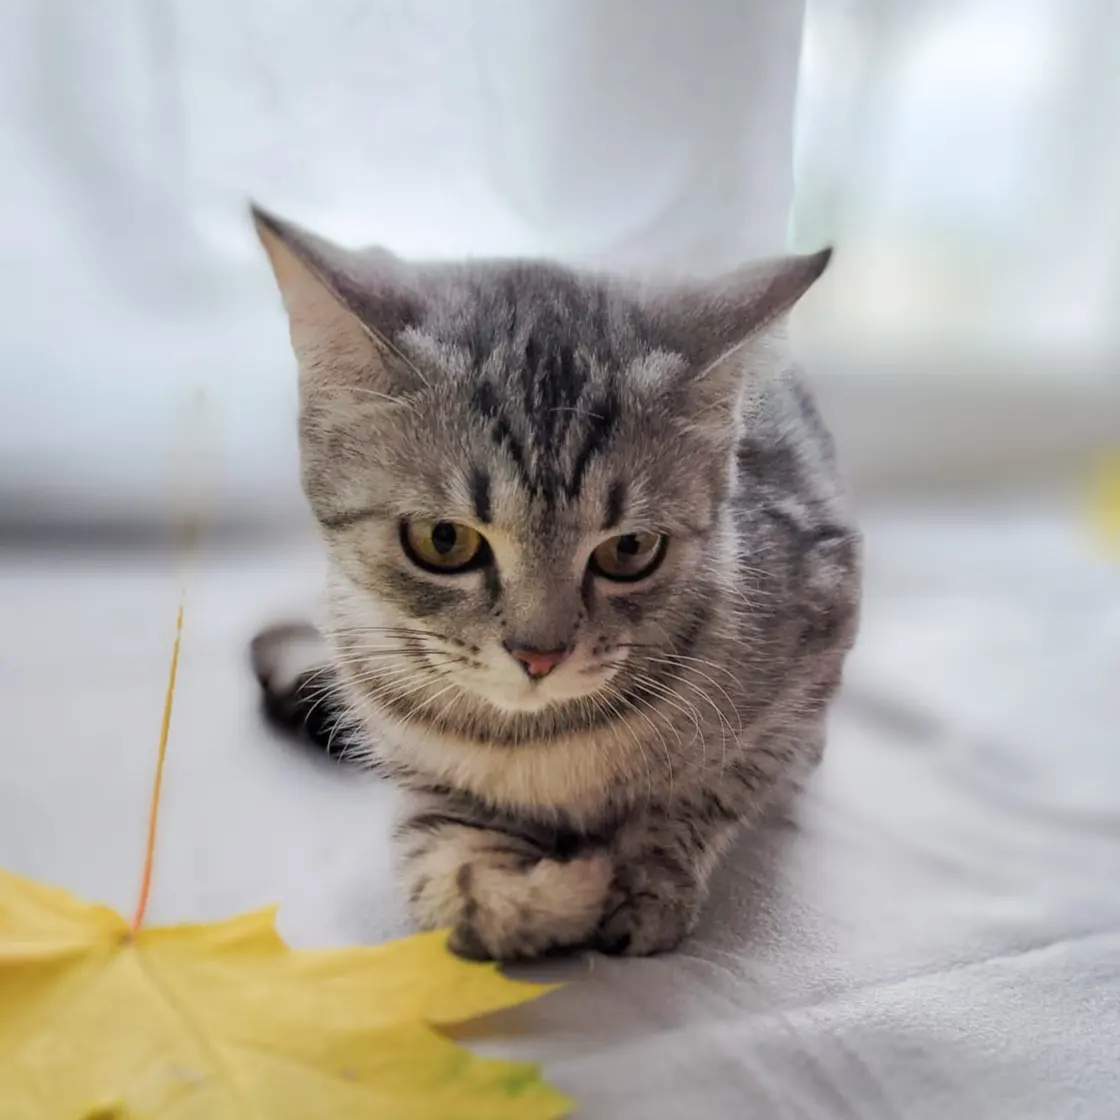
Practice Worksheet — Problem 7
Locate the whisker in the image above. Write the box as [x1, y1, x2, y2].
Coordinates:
[628, 676, 710, 781]
[611, 684, 678, 801]
[597, 684, 655, 810]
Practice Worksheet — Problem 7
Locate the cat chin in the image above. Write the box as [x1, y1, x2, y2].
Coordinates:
[471, 686, 597, 716]
[454, 664, 621, 716]
[480, 696, 568, 716]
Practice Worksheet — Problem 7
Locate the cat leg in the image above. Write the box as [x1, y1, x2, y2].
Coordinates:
[592, 717, 828, 956]
[249, 621, 356, 757]
[395, 791, 613, 961]
[593, 808, 741, 957]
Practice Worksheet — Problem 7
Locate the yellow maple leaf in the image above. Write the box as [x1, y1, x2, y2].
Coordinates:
[0, 591, 572, 1118]
[0, 871, 570, 1119]
[1086, 450, 1120, 558]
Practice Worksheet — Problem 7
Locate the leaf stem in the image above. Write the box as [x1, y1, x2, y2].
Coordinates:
[130, 597, 185, 931]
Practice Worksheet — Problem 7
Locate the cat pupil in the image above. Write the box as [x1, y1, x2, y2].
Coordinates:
[432, 522, 458, 555]
[617, 534, 641, 557]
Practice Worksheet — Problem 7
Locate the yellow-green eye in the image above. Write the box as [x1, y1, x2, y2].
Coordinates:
[401, 520, 486, 572]
[589, 531, 667, 582]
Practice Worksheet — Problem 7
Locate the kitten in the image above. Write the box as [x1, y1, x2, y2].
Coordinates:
[249, 207, 861, 960]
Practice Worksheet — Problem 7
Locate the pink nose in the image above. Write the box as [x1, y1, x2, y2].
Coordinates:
[507, 645, 571, 679]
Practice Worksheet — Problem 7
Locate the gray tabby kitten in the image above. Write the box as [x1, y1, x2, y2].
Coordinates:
[250, 207, 861, 960]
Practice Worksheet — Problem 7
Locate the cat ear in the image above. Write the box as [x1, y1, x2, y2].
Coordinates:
[641, 249, 831, 429]
[645, 249, 831, 369]
[251, 204, 426, 397]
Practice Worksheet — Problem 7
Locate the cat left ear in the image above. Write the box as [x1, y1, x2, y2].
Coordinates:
[641, 249, 831, 429]
[645, 249, 831, 370]
[251, 204, 426, 398]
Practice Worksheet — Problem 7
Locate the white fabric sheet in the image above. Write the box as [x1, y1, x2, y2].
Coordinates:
[2, 503, 1117, 1117]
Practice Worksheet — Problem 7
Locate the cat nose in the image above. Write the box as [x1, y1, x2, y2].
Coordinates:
[504, 643, 572, 679]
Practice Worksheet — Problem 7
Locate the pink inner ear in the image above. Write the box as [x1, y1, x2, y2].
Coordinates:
[253, 208, 430, 399]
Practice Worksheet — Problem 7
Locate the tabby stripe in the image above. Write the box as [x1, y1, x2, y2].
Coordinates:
[469, 466, 492, 523]
[602, 479, 626, 530]
[396, 812, 545, 852]
[565, 387, 619, 500]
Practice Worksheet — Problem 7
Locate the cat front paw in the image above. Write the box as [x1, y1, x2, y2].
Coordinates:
[593, 865, 702, 957]
[403, 830, 613, 961]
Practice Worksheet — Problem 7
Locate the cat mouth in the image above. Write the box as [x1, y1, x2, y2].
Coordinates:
[478, 669, 620, 715]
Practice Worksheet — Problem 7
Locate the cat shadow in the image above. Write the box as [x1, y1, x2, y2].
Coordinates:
[696, 805, 807, 958]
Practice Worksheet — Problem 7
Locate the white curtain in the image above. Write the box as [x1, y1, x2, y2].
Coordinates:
[790, 0, 1120, 496]
[791, 0, 1120, 367]
[0, 0, 805, 529]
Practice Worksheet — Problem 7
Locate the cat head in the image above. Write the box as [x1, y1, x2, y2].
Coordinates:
[254, 206, 828, 736]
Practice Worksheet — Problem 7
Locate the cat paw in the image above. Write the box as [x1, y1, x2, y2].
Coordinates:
[593, 867, 701, 957]
[250, 621, 355, 756]
[405, 836, 613, 961]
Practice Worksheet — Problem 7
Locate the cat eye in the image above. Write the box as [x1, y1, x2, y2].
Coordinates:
[589, 531, 667, 582]
[401, 519, 487, 573]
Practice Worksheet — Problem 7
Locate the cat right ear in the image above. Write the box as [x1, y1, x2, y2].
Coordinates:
[251, 204, 426, 397]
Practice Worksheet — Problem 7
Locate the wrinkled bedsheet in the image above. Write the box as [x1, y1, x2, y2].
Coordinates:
[2, 503, 1117, 1118]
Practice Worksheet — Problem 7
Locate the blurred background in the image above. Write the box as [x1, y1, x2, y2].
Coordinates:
[1, 0, 1116, 531]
